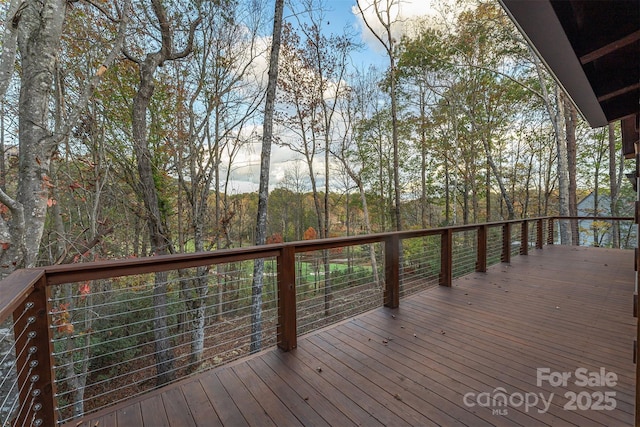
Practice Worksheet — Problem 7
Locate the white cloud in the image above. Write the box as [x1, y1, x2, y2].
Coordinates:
[220, 0, 464, 194]
[353, 0, 459, 52]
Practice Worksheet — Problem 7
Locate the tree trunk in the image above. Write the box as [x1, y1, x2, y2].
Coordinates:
[126, 0, 200, 384]
[608, 123, 620, 248]
[251, 0, 284, 353]
[563, 95, 579, 245]
[530, 50, 570, 243]
[131, 57, 176, 385]
[356, 0, 401, 231]
[554, 87, 571, 243]
[1, 1, 68, 274]
[445, 159, 450, 225]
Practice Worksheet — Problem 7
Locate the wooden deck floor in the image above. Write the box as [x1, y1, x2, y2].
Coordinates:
[73, 245, 636, 427]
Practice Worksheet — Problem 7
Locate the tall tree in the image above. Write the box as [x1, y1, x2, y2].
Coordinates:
[171, 0, 264, 365]
[608, 122, 622, 248]
[123, 0, 200, 385]
[251, 0, 284, 353]
[563, 94, 578, 244]
[0, 0, 129, 276]
[357, 0, 402, 231]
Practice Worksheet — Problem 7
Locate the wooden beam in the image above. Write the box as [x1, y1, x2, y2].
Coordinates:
[384, 235, 400, 307]
[13, 276, 57, 426]
[580, 30, 640, 64]
[536, 218, 544, 249]
[502, 223, 512, 263]
[520, 221, 529, 255]
[476, 225, 487, 273]
[277, 246, 297, 351]
[440, 230, 453, 287]
[597, 82, 640, 103]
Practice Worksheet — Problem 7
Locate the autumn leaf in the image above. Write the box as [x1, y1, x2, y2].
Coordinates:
[47, 198, 57, 207]
[58, 323, 74, 335]
[52, 303, 74, 335]
[42, 175, 55, 188]
[79, 282, 90, 300]
[267, 232, 283, 244]
[96, 65, 108, 77]
[303, 226, 317, 240]
[0, 242, 10, 250]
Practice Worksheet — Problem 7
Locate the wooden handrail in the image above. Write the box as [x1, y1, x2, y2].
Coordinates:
[0, 269, 44, 321]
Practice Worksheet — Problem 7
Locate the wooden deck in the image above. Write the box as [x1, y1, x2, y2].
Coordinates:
[72, 245, 636, 427]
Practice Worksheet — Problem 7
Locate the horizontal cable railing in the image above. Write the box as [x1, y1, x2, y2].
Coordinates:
[452, 229, 478, 279]
[48, 260, 279, 423]
[486, 224, 504, 267]
[400, 235, 440, 298]
[296, 243, 384, 336]
[0, 216, 634, 426]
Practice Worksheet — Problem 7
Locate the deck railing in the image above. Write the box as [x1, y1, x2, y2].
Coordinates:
[0, 216, 634, 426]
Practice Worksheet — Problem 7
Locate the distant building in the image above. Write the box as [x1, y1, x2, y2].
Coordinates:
[576, 191, 635, 248]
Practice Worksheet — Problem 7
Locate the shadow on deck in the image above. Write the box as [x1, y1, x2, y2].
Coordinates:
[72, 245, 635, 426]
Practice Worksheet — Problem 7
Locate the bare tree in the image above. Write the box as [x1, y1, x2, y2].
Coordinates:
[123, 0, 200, 385]
[608, 122, 623, 248]
[563, 94, 578, 244]
[170, 0, 264, 366]
[332, 67, 380, 285]
[356, 0, 402, 231]
[251, 0, 284, 353]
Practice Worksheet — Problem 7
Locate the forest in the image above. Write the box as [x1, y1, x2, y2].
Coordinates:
[0, 0, 636, 422]
[0, 0, 632, 276]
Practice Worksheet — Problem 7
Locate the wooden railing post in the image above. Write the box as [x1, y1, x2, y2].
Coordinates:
[476, 225, 487, 273]
[277, 246, 297, 351]
[536, 218, 544, 249]
[547, 218, 555, 245]
[440, 229, 453, 286]
[520, 221, 529, 255]
[502, 223, 511, 263]
[384, 235, 400, 308]
[12, 274, 57, 427]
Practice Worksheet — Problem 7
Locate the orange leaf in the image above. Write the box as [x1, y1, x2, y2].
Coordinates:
[96, 65, 108, 77]
[267, 232, 283, 244]
[303, 227, 317, 240]
[79, 282, 90, 299]
[57, 323, 74, 335]
[42, 175, 55, 188]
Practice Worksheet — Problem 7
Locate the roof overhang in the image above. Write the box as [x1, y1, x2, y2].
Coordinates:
[499, 0, 639, 128]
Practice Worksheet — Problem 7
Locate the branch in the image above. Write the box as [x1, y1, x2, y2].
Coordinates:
[0, 0, 25, 101]
[54, 226, 114, 265]
[169, 13, 202, 60]
[355, 0, 391, 56]
[84, 0, 118, 22]
[0, 187, 20, 213]
[49, 0, 132, 148]
[151, 0, 172, 59]
[122, 46, 141, 64]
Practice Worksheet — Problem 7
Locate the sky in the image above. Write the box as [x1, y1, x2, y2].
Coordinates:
[223, 0, 457, 195]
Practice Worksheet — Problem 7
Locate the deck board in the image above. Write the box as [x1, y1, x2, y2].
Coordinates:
[70, 245, 636, 426]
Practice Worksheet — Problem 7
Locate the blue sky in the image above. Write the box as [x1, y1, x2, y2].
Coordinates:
[223, 0, 455, 194]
